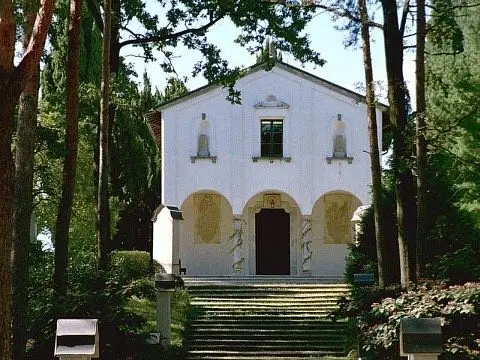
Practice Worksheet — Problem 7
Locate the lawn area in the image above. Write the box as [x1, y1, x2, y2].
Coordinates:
[125, 288, 191, 359]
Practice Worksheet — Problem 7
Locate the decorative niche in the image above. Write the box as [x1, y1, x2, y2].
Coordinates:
[326, 113, 353, 164]
[190, 113, 217, 163]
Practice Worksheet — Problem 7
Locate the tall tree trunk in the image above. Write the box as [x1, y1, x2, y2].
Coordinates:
[98, 0, 112, 270]
[358, 0, 389, 287]
[415, 0, 427, 279]
[0, 2, 16, 355]
[12, 11, 40, 357]
[380, 0, 415, 287]
[53, 0, 83, 304]
[0, 0, 54, 356]
[0, 95, 15, 360]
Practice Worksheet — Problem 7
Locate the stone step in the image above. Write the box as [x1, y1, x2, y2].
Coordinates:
[188, 286, 350, 292]
[186, 349, 346, 359]
[184, 278, 350, 360]
[182, 276, 345, 285]
[188, 338, 345, 345]
[190, 317, 346, 323]
[190, 296, 346, 303]
[194, 309, 338, 316]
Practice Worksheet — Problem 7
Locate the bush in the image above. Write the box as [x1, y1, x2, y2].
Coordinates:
[336, 282, 480, 360]
[427, 245, 480, 284]
[27, 247, 151, 360]
[108, 250, 152, 282]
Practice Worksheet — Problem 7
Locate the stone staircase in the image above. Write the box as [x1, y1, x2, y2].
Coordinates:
[183, 276, 350, 360]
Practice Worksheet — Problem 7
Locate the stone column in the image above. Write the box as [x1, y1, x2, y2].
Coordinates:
[301, 216, 313, 274]
[231, 216, 245, 274]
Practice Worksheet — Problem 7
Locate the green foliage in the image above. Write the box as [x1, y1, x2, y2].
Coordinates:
[119, 0, 324, 102]
[427, 0, 464, 54]
[426, 0, 480, 227]
[27, 245, 158, 360]
[344, 172, 399, 284]
[427, 246, 480, 284]
[353, 283, 480, 359]
[348, 161, 480, 285]
[108, 250, 152, 283]
[255, 38, 283, 63]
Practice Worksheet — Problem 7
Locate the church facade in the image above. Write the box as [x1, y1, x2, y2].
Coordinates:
[147, 61, 386, 277]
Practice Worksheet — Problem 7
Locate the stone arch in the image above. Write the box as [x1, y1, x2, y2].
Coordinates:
[241, 190, 302, 275]
[179, 190, 233, 275]
[309, 190, 362, 275]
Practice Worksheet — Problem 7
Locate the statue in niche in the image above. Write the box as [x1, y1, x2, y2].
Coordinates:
[198, 134, 210, 157]
[333, 134, 346, 157]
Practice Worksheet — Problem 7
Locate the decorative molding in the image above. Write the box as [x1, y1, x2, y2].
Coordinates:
[301, 216, 313, 273]
[190, 156, 217, 163]
[326, 156, 353, 164]
[230, 216, 245, 273]
[252, 156, 291, 163]
[254, 95, 290, 109]
[263, 194, 282, 209]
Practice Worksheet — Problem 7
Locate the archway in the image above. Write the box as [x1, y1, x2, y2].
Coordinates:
[310, 190, 362, 275]
[180, 190, 233, 275]
[243, 191, 301, 275]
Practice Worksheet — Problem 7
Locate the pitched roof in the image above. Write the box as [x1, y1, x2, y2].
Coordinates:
[153, 60, 388, 111]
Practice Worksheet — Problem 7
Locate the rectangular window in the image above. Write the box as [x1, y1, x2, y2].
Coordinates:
[261, 119, 283, 157]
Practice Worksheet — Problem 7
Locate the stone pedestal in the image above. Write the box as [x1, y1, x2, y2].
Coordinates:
[156, 291, 173, 347]
[407, 355, 439, 360]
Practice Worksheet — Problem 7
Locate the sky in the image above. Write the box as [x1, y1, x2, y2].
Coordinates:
[123, 3, 417, 105]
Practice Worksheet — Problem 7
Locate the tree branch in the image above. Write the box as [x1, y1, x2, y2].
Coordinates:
[15, 0, 55, 96]
[426, 2, 480, 11]
[425, 50, 462, 56]
[119, 15, 224, 49]
[399, 0, 410, 37]
[429, 142, 480, 167]
[313, 3, 383, 29]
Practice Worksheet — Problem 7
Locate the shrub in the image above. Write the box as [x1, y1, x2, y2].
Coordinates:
[336, 282, 480, 359]
[27, 247, 150, 360]
[427, 245, 480, 284]
[108, 250, 152, 282]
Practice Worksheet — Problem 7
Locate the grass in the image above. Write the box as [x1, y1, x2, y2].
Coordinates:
[125, 287, 191, 359]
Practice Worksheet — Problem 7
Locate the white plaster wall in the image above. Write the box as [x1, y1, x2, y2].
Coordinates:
[159, 65, 383, 276]
[152, 208, 174, 273]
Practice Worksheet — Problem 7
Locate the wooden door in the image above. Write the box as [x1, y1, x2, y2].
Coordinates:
[255, 209, 290, 275]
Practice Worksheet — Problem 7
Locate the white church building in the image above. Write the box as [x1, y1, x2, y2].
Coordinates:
[147, 61, 386, 278]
